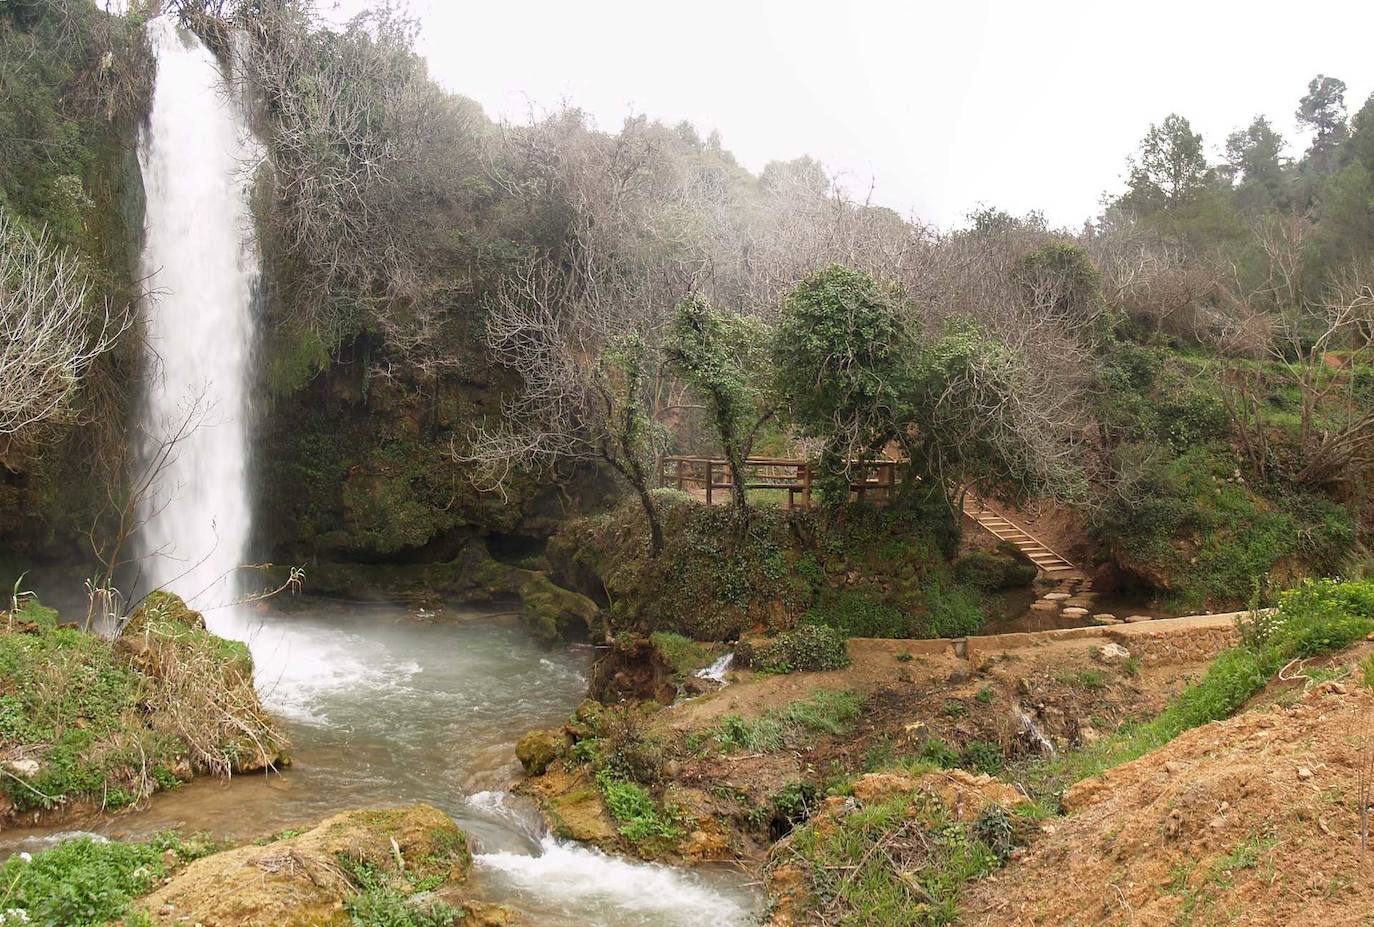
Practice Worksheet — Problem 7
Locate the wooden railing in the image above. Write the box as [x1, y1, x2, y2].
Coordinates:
[659, 455, 902, 509]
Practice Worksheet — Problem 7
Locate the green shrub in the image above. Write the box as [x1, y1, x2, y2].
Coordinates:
[922, 582, 986, 638]
[754, 624, 850, 674]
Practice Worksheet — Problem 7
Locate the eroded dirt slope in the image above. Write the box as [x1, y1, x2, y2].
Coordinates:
[962, 672, 1374, 927]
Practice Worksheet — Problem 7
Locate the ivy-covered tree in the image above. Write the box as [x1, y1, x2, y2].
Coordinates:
[664, 295, 772, 519]
[771, 265, 913, 506]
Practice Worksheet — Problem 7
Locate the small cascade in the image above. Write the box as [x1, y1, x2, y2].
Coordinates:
[1016, 704, 1058, 757]
[135, 17, 260, 633]
[476, 836, 752, 926]
[694, 651, 735, 684]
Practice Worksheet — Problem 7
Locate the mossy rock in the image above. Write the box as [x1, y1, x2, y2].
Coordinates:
[517, 572, 604, 642]
[138, 804, 471, 927]
[515, 728, 566, 776]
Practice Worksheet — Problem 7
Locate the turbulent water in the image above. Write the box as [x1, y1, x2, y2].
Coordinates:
[136, 19, 259, 623]
[0, 604, 757, 925]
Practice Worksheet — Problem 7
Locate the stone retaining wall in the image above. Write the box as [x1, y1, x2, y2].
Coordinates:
[1103, 622, 1241, 666]
[952, 611, 1253, 664]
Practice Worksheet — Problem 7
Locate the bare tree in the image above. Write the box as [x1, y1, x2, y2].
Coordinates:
[0, 207, 130, 443]
[457, 254, 677, 555]
[1271, 286, 1374, 487]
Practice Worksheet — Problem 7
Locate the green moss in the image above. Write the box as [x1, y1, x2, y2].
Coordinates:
[518, 572, 602, 642]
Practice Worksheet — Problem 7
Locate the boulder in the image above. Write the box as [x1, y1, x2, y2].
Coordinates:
[1095, 642, 1132, 664]
[518, 572, 604, 642]
[516, 728, 566, 776]
[138, 804, 476, 927]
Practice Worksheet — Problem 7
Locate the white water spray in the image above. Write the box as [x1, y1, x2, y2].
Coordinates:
[694, 651, 734, 684]
[136, 19, 259, 632]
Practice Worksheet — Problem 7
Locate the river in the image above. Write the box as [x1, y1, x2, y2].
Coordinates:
[1, 601, 757, 926]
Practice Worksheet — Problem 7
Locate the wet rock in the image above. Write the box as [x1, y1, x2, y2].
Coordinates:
[516, 729, 566, 776]
[518, 572, 603, 642]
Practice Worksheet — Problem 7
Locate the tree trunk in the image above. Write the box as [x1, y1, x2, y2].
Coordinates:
[632, 478, 665, 557]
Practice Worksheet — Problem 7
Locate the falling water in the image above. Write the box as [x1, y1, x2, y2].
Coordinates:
[136, 18, 259, 632]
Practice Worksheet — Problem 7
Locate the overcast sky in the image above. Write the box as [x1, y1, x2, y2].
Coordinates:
[329, 0, 1373, 229]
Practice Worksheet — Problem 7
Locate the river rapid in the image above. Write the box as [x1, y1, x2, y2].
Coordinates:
[1, 602, 757, 926]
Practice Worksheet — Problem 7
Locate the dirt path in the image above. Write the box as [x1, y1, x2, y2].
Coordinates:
[668, 611, 1243, 731]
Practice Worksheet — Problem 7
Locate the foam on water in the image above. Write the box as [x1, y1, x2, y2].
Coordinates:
[477, 836, 753, 927]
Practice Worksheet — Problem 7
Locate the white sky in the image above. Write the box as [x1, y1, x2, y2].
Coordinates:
[328, 0, 1374, 229]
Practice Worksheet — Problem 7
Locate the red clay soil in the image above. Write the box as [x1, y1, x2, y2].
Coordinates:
[960, 675, 1374, 927]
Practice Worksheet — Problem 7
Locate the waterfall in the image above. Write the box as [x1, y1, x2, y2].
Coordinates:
[135, 18, 260, 633]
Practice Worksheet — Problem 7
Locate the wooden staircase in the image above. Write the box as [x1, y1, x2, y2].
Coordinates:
[962, 499, 1079, 576]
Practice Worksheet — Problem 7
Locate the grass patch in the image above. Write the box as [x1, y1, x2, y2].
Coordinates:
[777, 789, 1009, 926]
[0, 594, 283, 814]
[712, 689, 861, 753]
[649, 631, 716, 679]
[338, 856, 460, 927]
[1054, 669, 1106, 689]
[0, 832, 219, 927]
